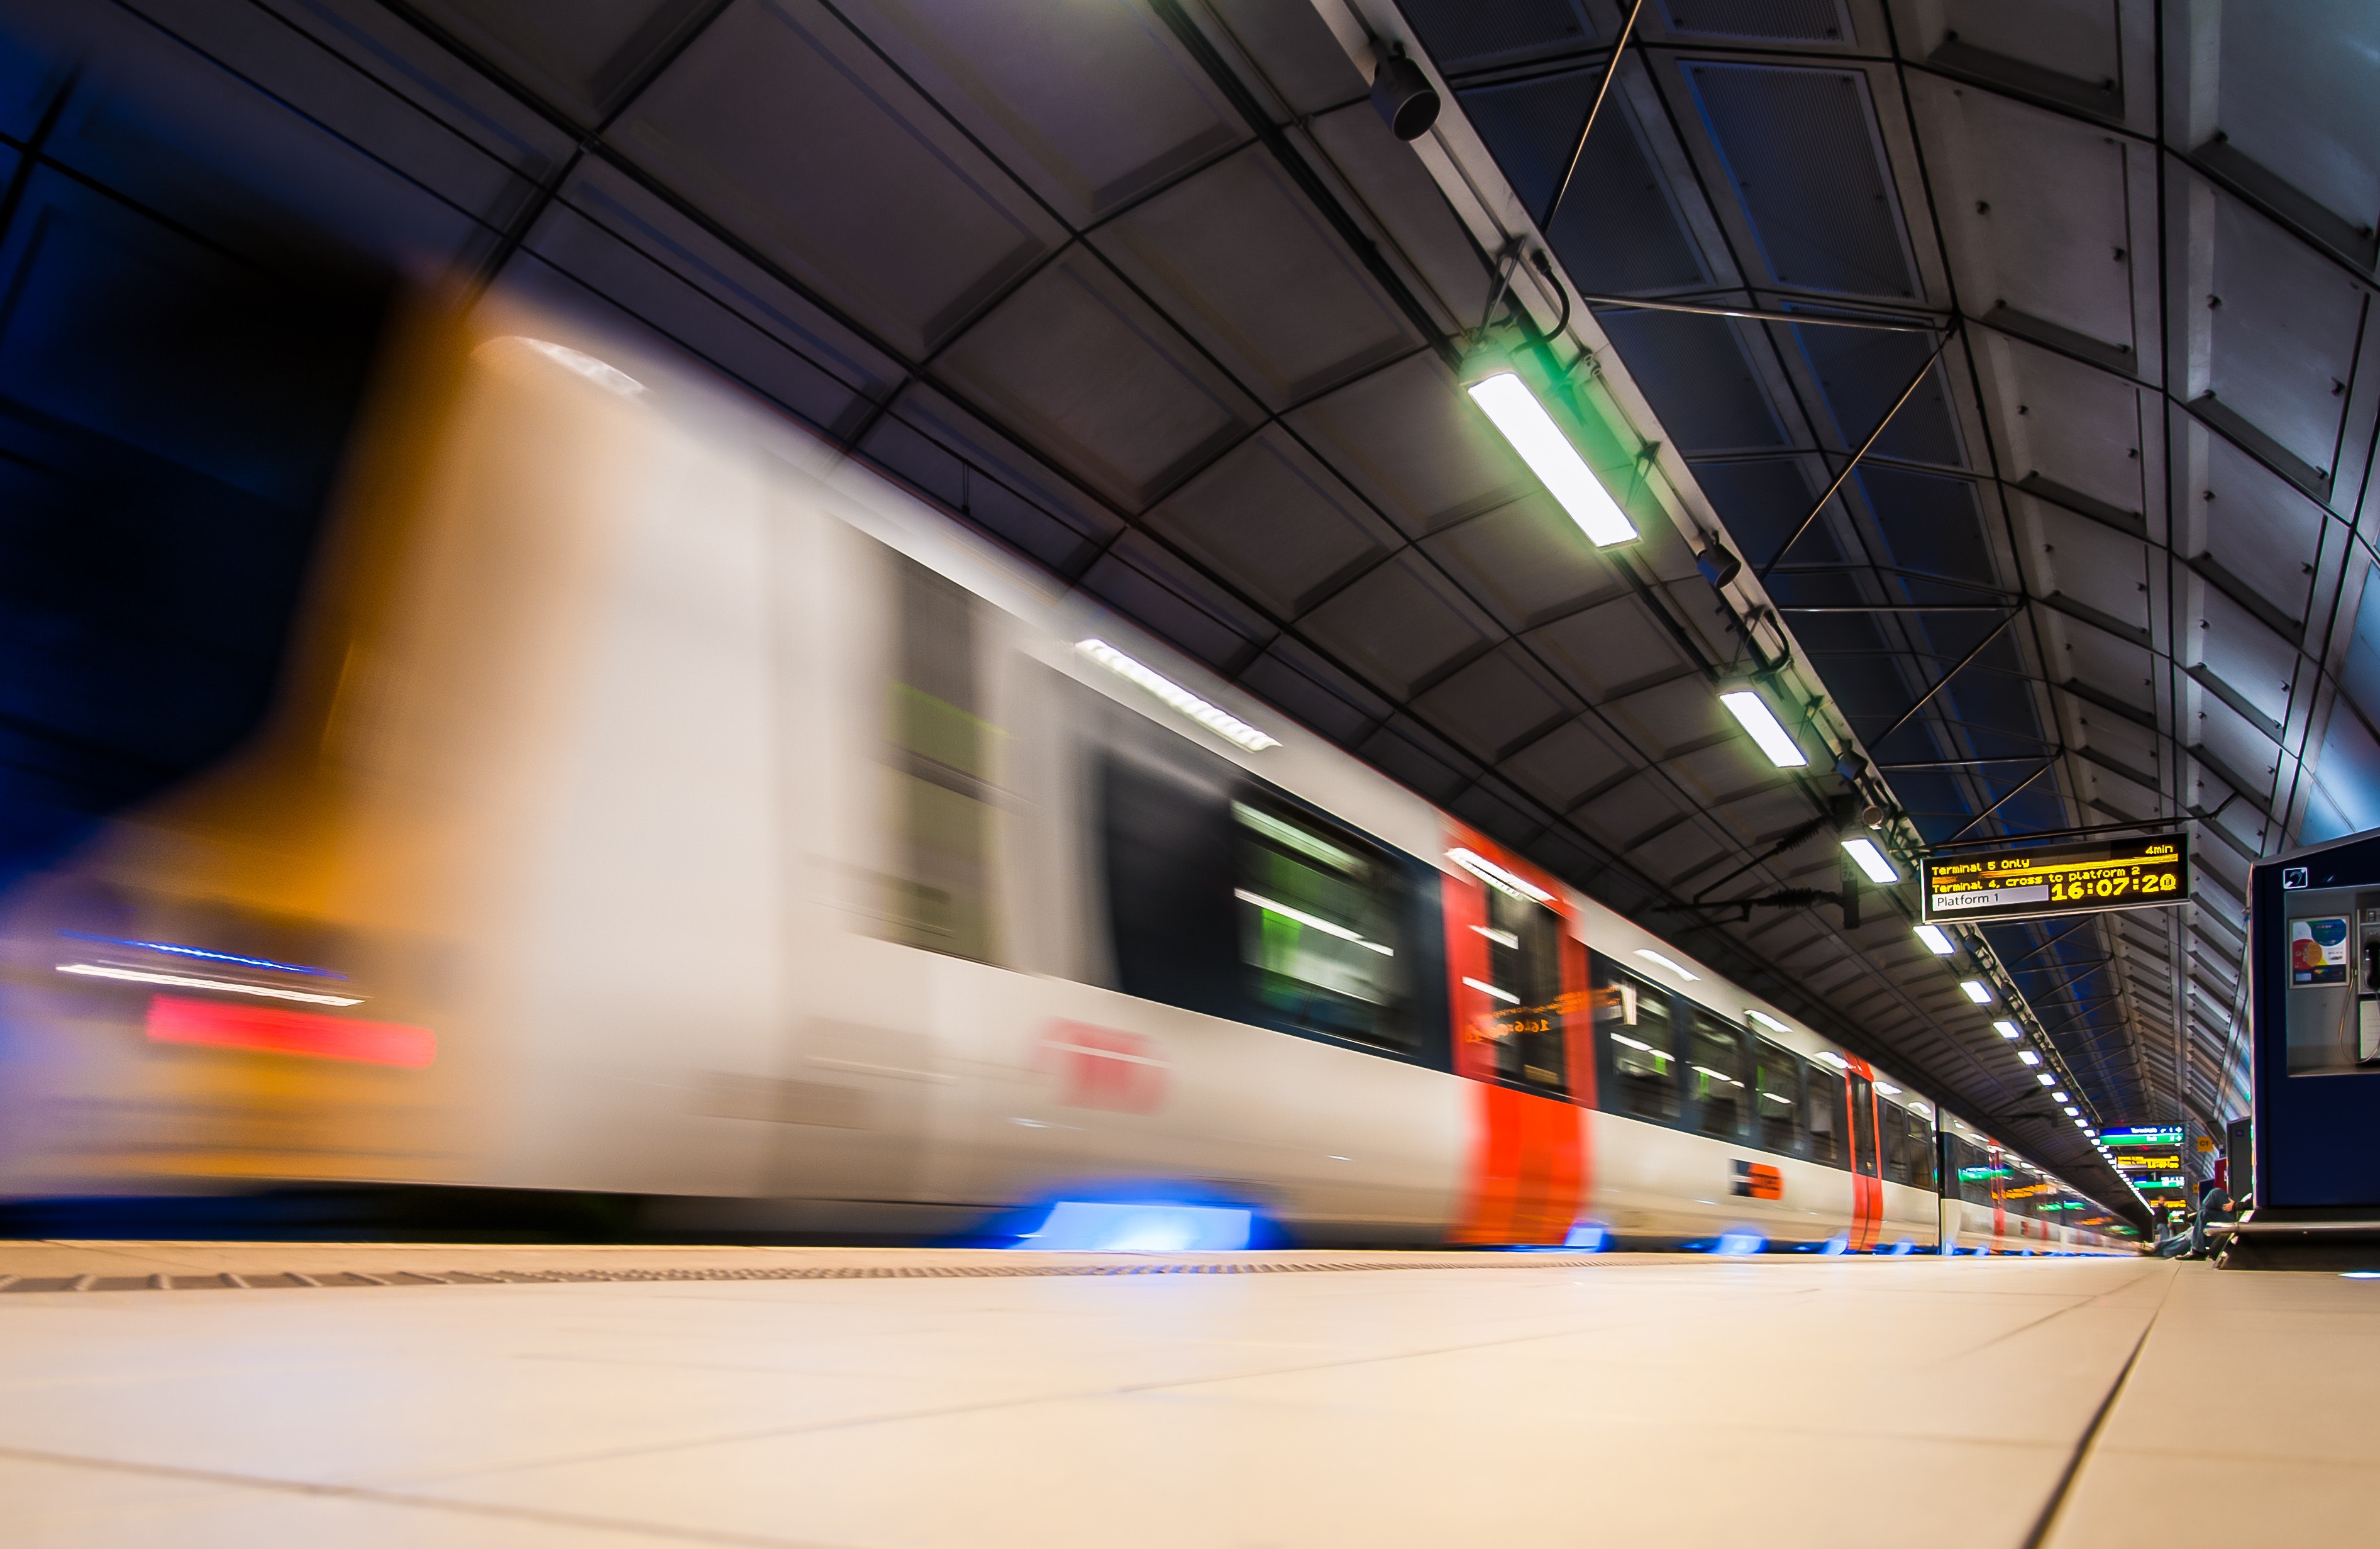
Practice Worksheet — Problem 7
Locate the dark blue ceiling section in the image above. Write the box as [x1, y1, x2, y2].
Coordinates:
[1680, 62, 1915, 299]
[1986, 918, 2145, 1115]
[1595, 312, 1780, 451]
[1456, 70, 1706, 296]
[1793, 325, 1964, 468]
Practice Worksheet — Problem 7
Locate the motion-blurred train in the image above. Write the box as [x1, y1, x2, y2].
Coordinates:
[0, 299, 2132, 1255]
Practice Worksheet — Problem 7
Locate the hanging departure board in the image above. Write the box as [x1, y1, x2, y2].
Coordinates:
[1921, 834, 2190, 924]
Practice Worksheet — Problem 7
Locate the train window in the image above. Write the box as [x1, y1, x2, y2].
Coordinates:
[1592, 955, 1679, 1124]
[1905, 1109, 1938, 1191]
[1753, 1039, 1805, 1155]
[1232, 796, 1415, 1054]
[1685, 1011, 1750, 1142]
[1881, 1102, 1913, 1185]
[1471, 884, 1568, 1095]
[1849, 1074, 1879, 1177]
[885, 554, 996, 961]
[1805, 1060, 1846, 1167]
[1947, 1135, 1996, 1204]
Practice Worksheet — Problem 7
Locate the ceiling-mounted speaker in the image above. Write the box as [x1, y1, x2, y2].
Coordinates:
[1370, 52, 1440, 141]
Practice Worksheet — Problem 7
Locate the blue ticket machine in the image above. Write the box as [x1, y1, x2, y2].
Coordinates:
[2232, 829, 2380, 1268]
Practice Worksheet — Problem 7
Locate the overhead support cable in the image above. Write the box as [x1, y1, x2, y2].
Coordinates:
[1542, 0, 1645, 232]
[1861, 608, 2020, 750]
[1925, 813, 2195, 851]
[1940, 758, 2060, 843]
[1756, 325, 1960, 582]
[1779, 604, 2013, 614]
[1578, 294, 1932, 331]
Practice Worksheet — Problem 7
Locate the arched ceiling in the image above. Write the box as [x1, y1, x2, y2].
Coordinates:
[19, 0, 2366, 1210]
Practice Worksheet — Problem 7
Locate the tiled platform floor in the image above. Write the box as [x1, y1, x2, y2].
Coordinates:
[0, 1242, 2353, 1547]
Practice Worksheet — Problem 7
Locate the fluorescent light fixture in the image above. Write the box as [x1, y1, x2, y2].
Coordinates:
[494, 336, 646, 396]
[57, 963, 362, 1008]
[1077, 640, 1278, 751]
[1746, 1009, 1790, 1033]
[1463, 976, 1520, 1005]
[1913, 924, 1956, 955]
[2018, 1050, 2042, 1065]
[1960, 979, 1993, 1004]
[1717, 689, 1808, 768]
[1464, 372, 1637, 545]
[1634, 948, 1698, 980]
[2051, 1091, 2068, 1102]
[1993, 1019, 2022, 1038]
[1471, 926, 1520, 948]
[2036, 1074, 2056, 1086]
[1874, 1081, 1903, 1096]
[1446, 848, 1554, 904]
[1814, 1050, 1850, 1069]
[1761, 1091, 1793, 1104]
[1840, 837, 1898, 884]
[2063, 1106, 2079, 1116]
[1233, 891, 1392, 954]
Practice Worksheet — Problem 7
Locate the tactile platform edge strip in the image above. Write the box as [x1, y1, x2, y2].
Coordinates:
[0, 1257, 1607, 1294]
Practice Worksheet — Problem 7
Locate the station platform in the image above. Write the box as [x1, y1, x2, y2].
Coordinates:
[0, 1243, 2343, 1547]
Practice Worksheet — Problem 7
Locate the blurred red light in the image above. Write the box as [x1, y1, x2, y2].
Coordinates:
[145, 995, 436, 1069]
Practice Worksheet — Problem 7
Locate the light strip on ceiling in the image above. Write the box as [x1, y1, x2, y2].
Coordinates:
[1839, 837, 1898, 884]
[1959, 979, 1993, 1004]
[1913, 924, 1956, 955]
[1077, 640, 1278, 751]
[1463, 372, 1637, 546]
[1717, 689, 1808, 768]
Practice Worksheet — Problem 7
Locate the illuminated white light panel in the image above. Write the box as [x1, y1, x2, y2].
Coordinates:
[1077, 640, 1278, 751]
[1814, 1051, 1850, 1069]
[1993, 1019, 2022, 1038]
[1913, 923, 1956, 955]
[1634, 948, 1698, 981]
[1462, 976, 1519, 1005]
[1746, 1009, 1790, 1033]
[1960, 979, 1993, 1004]
[1471, 926, 1520, 948]
[2051, 1091, 2068, 1102]
[55, 963, 363, 1007]
[1463, 372, 1637, 545]
[2018, 1050, 2042, 1065]
[1840, 837, 1898, 884]
[1232, 891, 1392, 955]
[1717, 690, 1808, 768]
[1447, 848, 1554, 904]
[2063, 1106, 2079, 1116]
[1874, 1081, 1903, 1096]
[2035, 1073, 2056, 1085]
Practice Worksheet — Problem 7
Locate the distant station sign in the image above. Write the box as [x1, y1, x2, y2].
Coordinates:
[1922, 834, 2189, 925]
[2104, 1127, 2189, 1191]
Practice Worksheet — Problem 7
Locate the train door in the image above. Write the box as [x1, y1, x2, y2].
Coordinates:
[1847, 1066, 1883, 1250]
[1443, 829, 1586, 1245]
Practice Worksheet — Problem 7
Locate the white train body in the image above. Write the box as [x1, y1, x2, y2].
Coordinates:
[0, 304, 2131, 1255]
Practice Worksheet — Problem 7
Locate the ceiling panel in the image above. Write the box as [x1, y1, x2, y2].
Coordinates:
[836, 0, 1244, 227]
[1144, 425, 1397, 617]
[1092, 145, 1419, 408]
